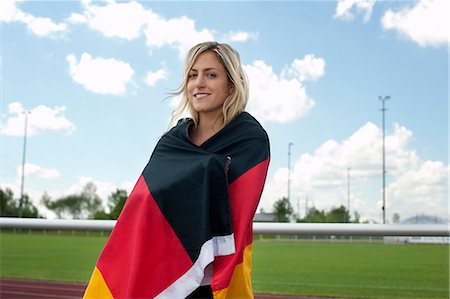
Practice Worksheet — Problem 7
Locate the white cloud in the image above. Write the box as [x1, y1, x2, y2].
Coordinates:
[0, 182, 19, 198]
[0, 0, 23, 23]
[17, 163, 60, 179]
[222, 31, 259, 42]
[1, 101, 75, 136]
[334, 0, 376, 22]
[143, 15, 214, 58]
[387, 161, 448, 213]
[81, 0, 151, 40]
[282, 54, 326, 82]
[0, 0, 66, 37]
[260, 122, 448, 222]
[144, 68, 169, 87]
[24, 15, 66, 37]
[66, 13, 87, 25]
[66, 52, 135, 95]
[245, 54, 325, 123]
[4, 0, 256, 59]
[77, 0, 220, 58]
[381, 0, 448, 48]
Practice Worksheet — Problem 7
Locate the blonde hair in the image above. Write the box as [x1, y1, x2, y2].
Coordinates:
[170, 41, 249, 127]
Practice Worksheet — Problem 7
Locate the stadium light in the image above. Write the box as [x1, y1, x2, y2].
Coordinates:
[18, 110, 29, 218]
[287, 142, 294, 203]
[347, 167, 351, 217]
[379, 96, 390, 224]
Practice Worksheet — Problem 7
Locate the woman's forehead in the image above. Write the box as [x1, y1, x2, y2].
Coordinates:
[191, 51, 224, 69]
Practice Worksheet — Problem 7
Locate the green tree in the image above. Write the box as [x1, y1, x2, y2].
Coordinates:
[93, 210, 111, 220]
[42, 194, 84, 219]
[62, 195, 85, 218]
[299, 207, 327, 223]
[107, 189, 128, 220]
[20, 194, 40, 218]
[1, 188, 40, 217]
[43, 182, 103, 219]
[326, 205, 350, 223]
[92, 189, 128, 220]
[272, 197, 293, 222]
[42, 192, 63, 218]
[81, 182, 102, 218]
[0, 188, 16, 216]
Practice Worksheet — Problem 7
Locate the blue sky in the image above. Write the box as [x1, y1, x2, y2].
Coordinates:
[1, 0, 448, 222]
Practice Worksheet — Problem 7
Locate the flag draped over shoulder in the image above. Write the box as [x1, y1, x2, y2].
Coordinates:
[83, 112, 270, 299]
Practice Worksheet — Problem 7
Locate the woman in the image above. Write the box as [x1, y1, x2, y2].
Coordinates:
[83, 42, 270, 299]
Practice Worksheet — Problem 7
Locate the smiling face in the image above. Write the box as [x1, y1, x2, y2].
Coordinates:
[187, 51, 233, 120]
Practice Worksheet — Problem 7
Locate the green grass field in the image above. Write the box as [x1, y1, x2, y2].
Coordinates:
[0, 231, 448, 298]
[252, 240, 449, 298]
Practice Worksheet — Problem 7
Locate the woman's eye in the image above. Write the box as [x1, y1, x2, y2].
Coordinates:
[188, 73, 197, 79]
[207, 73, 217, 78]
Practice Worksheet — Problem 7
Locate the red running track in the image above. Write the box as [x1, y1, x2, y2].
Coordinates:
[0, 278, 335, 299]
[0, 278, 85, 299]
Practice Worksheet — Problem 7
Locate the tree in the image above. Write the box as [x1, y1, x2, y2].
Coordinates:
[42, 193, 84, 219]
[107, 189, 128, 220]
[298, 206, 355, 223]
[20, 194, 40, 218]
[0, 188, 15, 216]
[352, 211, 361, 223]
[81, 182, 102, 218]
[299, 207, 326, 223]
[62, 195, 85, 218]
[43, 182, 103, 219]
[93, 189, 128, 220]
[93, 210, 111, 220]
[272, 197, 293, 222]
[42, 192, 62, 218]
[0, 187, 40, 218]
[326, 205, 350, 223]
[392, 213, 401, 224]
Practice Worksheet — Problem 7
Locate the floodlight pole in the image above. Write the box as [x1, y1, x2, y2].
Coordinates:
[379, 96, 390, 224]
[287, 142, 294, 204]
[347, 167, 351, 217]
[18, 111, 29, 218]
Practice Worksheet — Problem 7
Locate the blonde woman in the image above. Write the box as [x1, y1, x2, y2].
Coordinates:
[84, 42, 270, 299]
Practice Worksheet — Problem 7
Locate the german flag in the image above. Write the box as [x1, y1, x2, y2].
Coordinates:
[83, 112, 270, 298]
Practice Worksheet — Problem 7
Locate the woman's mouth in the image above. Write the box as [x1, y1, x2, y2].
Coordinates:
[194, 93, 210, 99]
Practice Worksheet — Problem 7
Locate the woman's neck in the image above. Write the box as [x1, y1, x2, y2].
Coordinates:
[191, 113, 224, 146]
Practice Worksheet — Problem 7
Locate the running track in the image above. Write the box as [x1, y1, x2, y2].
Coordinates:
[0, 278, 336, 299]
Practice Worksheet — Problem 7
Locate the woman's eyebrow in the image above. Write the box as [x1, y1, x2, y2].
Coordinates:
[190, 67, 217, 72]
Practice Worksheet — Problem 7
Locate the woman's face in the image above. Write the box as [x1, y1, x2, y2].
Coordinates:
[187, 51, 232, 118]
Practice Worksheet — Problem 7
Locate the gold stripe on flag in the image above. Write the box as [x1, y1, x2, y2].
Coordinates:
[83, 267, 114, 299]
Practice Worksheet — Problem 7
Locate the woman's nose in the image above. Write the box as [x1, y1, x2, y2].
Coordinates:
[195, 74, 206, 87]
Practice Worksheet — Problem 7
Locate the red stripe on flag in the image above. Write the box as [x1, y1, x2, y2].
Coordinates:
[212, 158, 270, 291]
[96, 175, 193, 298]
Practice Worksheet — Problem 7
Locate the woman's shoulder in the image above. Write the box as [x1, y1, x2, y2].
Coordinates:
[159, 118, 193, 143]
[219, 111, 270, 154]
[235, 112, 268, 139]
[170, 117, 193, 133]
[175, 117, 193, 127]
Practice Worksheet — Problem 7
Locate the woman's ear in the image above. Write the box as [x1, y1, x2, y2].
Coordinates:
[229, 84, 234, 94]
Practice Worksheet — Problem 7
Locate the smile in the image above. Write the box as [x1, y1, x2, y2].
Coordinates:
[194, 93, 210, 99]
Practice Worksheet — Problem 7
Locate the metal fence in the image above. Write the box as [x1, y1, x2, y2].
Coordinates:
[1, 217, 448, 237]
